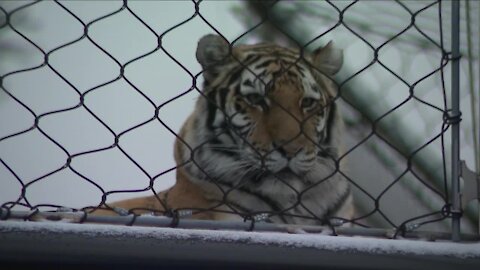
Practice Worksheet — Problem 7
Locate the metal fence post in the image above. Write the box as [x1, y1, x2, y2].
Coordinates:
[451, 0, 462, 242]
[477, 0, 480, 236]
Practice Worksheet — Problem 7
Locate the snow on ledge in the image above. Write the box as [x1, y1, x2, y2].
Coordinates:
[1, 220, 479, 259]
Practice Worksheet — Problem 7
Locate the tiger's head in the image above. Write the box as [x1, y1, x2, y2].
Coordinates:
[184, 34, 343, 186]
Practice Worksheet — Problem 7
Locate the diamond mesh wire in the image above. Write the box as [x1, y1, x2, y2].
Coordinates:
[0, 0, 474, 240]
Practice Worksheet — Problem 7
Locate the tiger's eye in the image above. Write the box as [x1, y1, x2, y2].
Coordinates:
[301, 98, 317, 109]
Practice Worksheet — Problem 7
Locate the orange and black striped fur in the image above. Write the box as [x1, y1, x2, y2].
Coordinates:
[94, 35, 354, 225]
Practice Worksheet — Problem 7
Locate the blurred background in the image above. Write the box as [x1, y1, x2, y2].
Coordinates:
[0, 0, 478, 234]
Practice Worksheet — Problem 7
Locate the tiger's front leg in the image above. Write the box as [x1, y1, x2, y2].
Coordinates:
[90, 170, 224, 221]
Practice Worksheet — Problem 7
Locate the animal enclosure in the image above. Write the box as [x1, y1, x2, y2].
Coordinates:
[0, 0, 479, 258]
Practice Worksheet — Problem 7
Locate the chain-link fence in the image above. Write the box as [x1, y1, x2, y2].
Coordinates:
[0, 0, 479, 246]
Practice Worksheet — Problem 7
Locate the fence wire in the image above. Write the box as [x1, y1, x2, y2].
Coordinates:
[0, 0, 475, 241]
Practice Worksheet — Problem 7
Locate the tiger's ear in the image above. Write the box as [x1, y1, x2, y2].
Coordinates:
[196, 34, 230, 81]
[312, 41, 343, 76]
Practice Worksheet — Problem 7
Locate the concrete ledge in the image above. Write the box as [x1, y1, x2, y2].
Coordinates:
[0, 221, 479, 269]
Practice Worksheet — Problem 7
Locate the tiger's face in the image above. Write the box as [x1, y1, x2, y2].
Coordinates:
[191, 35, 343, 184]
[230, 57, 334, 177]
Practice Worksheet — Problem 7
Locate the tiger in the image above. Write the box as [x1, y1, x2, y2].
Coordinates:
[93, 34, 354, 226]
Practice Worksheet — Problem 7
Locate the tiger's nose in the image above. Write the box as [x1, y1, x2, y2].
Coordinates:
[273, 142, 303, 160]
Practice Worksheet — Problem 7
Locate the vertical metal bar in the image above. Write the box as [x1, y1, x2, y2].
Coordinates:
[478, 0, 480, 236]
[451, 0, 461, 242]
